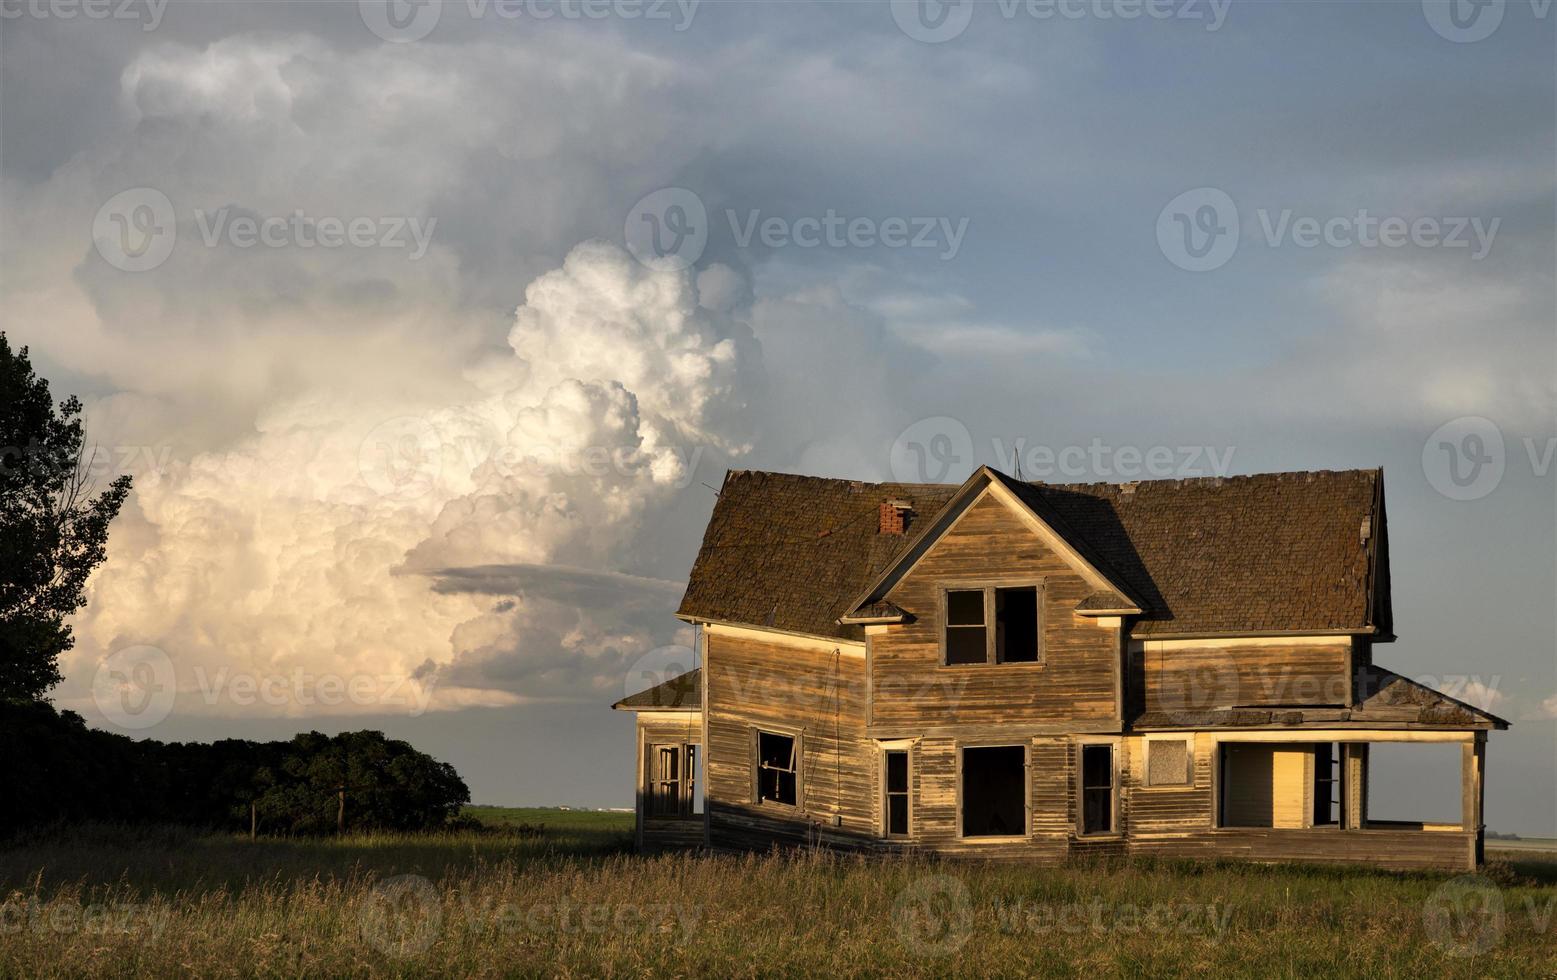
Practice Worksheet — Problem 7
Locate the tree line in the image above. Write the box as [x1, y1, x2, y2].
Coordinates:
[0, 334, 471, 836]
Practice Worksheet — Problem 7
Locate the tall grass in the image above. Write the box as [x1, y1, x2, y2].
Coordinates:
[1, 813, 1551, 978]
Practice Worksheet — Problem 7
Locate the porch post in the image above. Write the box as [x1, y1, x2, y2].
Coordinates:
[1342, 742, 1368, 830]
[1460, 735, 1484, 840]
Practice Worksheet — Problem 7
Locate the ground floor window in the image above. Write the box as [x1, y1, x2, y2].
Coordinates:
[648, 742, 698, 817]
[756, 730, 799, 806]
[883, 749, 910, 837]
[960, 745, 1026, 837]
[1080, 743, 1115, 835]
[1145, 737, 1192, 787]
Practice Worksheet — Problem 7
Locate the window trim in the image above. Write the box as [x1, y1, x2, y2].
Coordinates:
[1141, 734, 1194, 789]
[955, 741, 1032, 842]
[879, 741, 915, 839]
[1075, 736, 1122, 838]
[751, 725, 804, 810]
[937, 580, 1046, 668]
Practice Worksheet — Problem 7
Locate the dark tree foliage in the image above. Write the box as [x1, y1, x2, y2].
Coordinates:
[0, 701, 471, 835]
[0, 334, 132, 702]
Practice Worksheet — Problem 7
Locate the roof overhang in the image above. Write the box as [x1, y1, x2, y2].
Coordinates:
[842, 466, 1143, 621]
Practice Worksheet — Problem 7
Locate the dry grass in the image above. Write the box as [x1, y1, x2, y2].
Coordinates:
[1, 812, 1553, 978]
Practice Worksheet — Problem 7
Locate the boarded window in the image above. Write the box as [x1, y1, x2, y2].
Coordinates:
[994, 586, 1039, 663]
[1146, 739, 1191, 787]
[1081, 744, 1115, 834]
[961, 746, 1026, 837]
[884, 749, 910, 837]
[757, 731, 798, 806]
[944, 590, 986, 664]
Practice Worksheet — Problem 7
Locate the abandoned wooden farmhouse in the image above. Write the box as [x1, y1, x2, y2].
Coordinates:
[613, 466, 1506, 870]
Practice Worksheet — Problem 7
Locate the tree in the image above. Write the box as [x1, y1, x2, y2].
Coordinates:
[0, 334, 132, 702]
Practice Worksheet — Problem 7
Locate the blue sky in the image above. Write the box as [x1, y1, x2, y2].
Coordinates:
[1, 1, 1552, 833]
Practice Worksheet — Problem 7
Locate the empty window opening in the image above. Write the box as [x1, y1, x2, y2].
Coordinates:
[757, 731, 798, 806]
[1313, 742, 1339, 826]
[688, 744, 702, 815]
[961, 745, 1026, 837]
[1081, 744, 1115, 834]
[1146, 738, 1191, 787]
[650, 745, 682, 817]
[945, 590, 986, 665]
[995, 587, 1039, 663]
[884, 749, 910, 837]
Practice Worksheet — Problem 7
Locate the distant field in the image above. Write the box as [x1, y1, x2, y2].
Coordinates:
[1, 808, 1553, 978]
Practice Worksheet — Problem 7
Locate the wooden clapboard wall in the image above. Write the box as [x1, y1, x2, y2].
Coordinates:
[1132, 637, 1353, 713]
[871, 493, 1120, 732]
[636, 713, 703, 852]
[703, 629, 878, 851]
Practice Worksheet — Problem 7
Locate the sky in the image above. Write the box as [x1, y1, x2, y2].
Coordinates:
[1, 1, 1553, 835]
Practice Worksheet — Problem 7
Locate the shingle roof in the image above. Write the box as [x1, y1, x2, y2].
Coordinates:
[676, 468, 1390, 640]
[613, 669, 701, 710]
[1133, 666, 1507, 730]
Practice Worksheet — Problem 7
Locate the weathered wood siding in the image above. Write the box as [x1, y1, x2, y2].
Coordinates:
[635, 713, 702, 851]
[704, 630, 877, 850]
[1133, 638, 1352, 713]
[1122, 734, 1214, 834]
[1128, 828, 1474, 871]
[871, 493, 1121, 731]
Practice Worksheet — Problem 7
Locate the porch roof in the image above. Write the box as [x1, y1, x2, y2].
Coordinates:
[1132, 664, 1509, 731]
[613, 669, 701, 711]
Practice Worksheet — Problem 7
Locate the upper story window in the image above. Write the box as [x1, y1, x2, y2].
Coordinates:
[941, 585, 1043, 665]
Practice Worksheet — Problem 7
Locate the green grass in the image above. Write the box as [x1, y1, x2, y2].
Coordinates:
[0, 809, 1552, 978]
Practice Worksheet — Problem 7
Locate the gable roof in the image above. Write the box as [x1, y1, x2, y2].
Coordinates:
[676, 467, 1391, 641]
[613, 669, 701, 711]
[844, 467, 1145, 622]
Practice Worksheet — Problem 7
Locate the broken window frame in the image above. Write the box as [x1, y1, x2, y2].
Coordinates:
[646, 742, 697, 818]
[753, 728, 801, 808]
[939, 581, 1045, 666]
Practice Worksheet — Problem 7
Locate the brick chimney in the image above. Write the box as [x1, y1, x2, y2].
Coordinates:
[879, 499, 912, 535]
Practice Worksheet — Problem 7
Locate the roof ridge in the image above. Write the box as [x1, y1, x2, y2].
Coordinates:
[727, 466, 1380, 494]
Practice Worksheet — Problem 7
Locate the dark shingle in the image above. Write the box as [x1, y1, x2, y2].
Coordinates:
[614, 669, 700, 710]
[677, 468, 1389, 640]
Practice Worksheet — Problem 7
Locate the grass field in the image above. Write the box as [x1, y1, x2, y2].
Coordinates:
[1, 808, 1553, 978]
